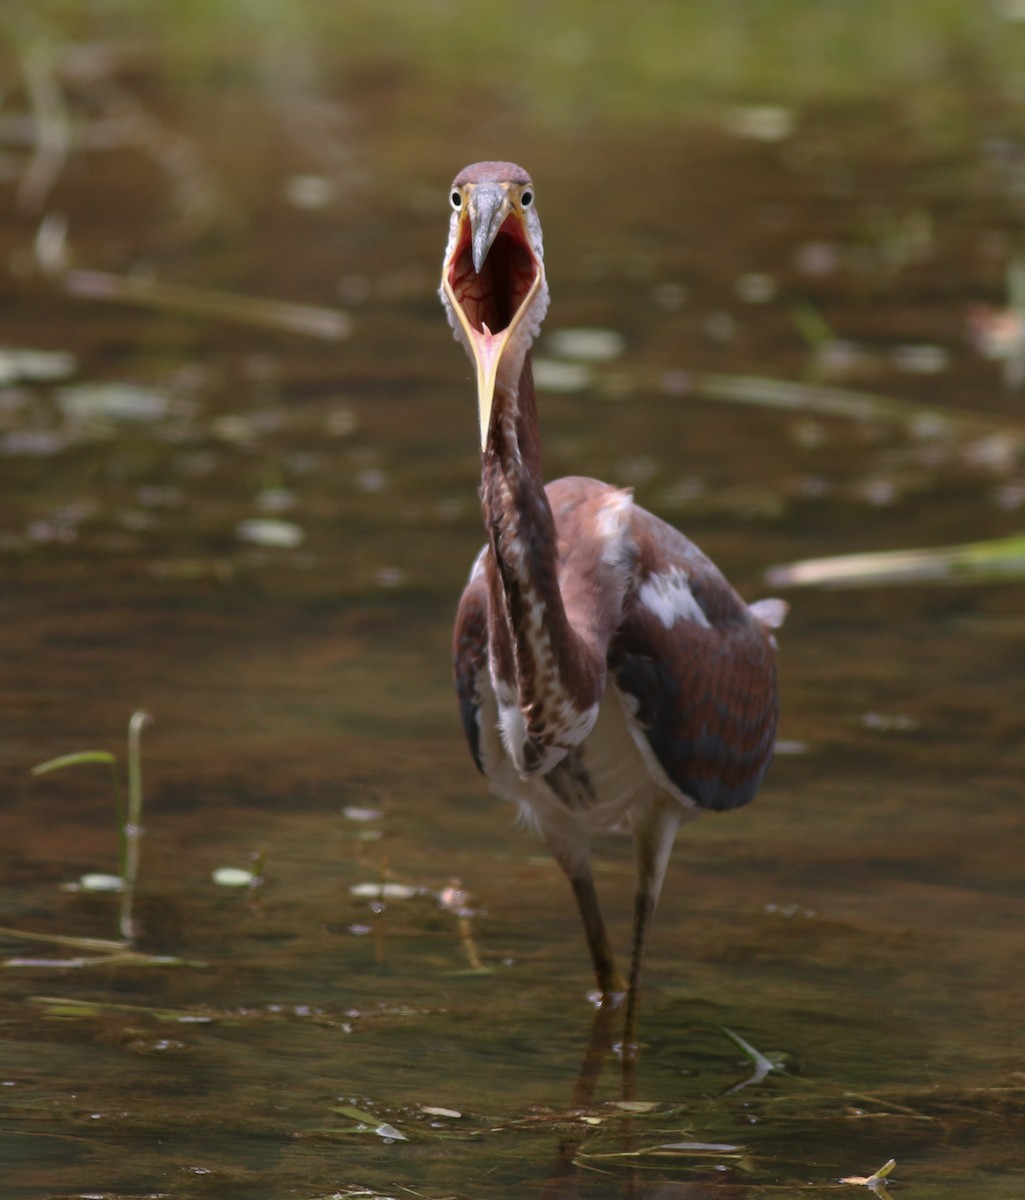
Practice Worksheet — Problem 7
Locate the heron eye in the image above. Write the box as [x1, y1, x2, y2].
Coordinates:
[520, 189, 534, 208]
[450, 189, 462, 210]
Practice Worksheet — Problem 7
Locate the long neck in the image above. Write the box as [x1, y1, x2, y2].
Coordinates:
[481, 356, 602, 773]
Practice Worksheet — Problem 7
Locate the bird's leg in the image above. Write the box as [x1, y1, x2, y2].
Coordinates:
[622, 798, 683, 1065]
[539, 816, 626, 1000]
[569, 873, 627, 999]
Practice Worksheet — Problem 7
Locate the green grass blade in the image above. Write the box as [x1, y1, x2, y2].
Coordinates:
[31, 750, 117, 774]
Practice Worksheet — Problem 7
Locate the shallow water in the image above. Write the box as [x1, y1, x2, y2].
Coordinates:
[3, 7, 1025, 1198]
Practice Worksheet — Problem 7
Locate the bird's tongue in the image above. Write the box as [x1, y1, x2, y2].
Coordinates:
[473, 321, 510, 447]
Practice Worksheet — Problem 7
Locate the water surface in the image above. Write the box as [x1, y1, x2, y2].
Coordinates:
[2, 7, 1025, 1198]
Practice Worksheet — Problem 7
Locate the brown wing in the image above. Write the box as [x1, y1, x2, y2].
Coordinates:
[453, 560, 490, 775]
[610, 508, 781, 812]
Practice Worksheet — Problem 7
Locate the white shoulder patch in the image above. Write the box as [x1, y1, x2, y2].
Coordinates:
[637, 567, 712, 630]
[595, 488, 634, 565]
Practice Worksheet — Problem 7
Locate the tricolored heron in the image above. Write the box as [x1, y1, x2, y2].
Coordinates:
[441, 161, 784, 1047]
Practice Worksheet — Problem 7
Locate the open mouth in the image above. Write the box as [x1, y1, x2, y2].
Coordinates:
[444, 205, 544, 448]
[446, 213, 539, 339]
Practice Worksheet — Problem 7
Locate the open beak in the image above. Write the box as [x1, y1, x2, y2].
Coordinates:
[442, 184, 544, 448]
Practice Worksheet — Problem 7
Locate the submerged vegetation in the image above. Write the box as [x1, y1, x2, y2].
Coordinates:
[32, 708, 152, 941]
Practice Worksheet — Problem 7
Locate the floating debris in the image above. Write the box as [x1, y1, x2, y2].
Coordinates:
[862, 711, 919, 733]
[735, 272, 777, 304]
[235, 518, 305, 549]
[76, 873, 125, 893]
[0, 345, 76, 385]
[532, 358, 593, 393]
[354, 467, 389, 493]
[794, 241, 840, 277]
[723, 104, 795, 142]
[0, 430, 70, 457]
[284, 174, 337, 209]
[964, 431, 1019, 473]
[774, 739, 810, 755]
[841, 1158, 897, 1193]
[331, 1104, 409, 1142]
[544, 327, 625, 362]
[374, 1122, 407, 1143]
[341, 806, 383, 823]
[56, 382, 170, 424]
[212, 867, 258, 888]
[611, 1100, 660, 1113]
[34, 212, 69, 276]
[349, 882, 419, 900]
[891, 343, 949, 375]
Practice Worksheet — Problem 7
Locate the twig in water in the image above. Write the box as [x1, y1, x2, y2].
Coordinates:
[64, 269, 352, 340]
[17, 38, 71, 212]
[120, 710, 152, 940]
[767, 532, 1025, 589]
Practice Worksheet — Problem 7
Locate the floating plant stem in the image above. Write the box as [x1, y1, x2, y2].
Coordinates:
[0, 927, 128, 954]
[455, 913, 484, 972]
[120, 710, 153, 940]
[64, 269, 352, 340]
[17, 38, 71, 213]
[437, 880, 491, 974]
[767, 532, 1025, 589]
[0, 925, 196, 969]
[691, 370, 1025, 439]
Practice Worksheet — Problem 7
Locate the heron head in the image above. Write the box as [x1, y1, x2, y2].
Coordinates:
[440, 161, 549, 449]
